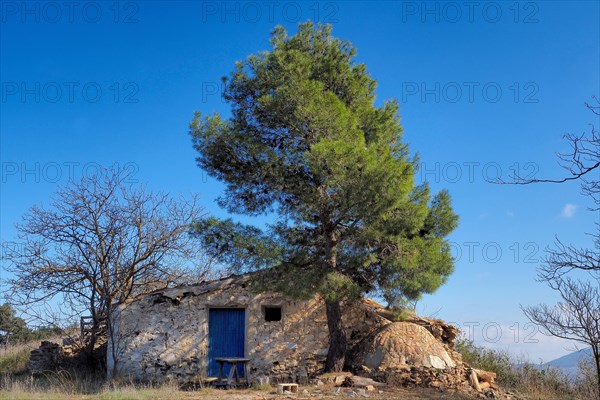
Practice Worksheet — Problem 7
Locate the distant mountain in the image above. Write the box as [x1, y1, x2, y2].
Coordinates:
[544, 348, 593, 378]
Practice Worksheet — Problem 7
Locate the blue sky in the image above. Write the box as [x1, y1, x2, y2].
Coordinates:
[1, 1, 598, 362]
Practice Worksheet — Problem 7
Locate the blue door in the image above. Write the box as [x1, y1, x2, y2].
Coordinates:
[208, 308, 245, 377]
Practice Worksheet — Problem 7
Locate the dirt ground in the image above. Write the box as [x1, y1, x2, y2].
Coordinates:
[208, 387, 475, 399]
[0, 386, 478, 400]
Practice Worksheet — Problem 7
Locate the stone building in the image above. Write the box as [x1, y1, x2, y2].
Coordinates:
[107, 273, 459, 383]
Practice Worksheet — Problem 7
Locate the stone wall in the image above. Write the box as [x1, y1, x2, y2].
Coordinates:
[108, 275, 389, 383]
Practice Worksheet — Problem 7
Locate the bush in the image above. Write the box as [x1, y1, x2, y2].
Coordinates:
[455, 337, 521, 387]
[576, 355, 600, 400]
[455, 338, 594, 400]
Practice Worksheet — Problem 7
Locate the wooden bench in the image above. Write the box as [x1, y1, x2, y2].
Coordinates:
[277, 383, 299, 394]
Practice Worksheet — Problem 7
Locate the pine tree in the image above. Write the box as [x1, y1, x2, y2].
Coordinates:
[190, 22, 458, 371]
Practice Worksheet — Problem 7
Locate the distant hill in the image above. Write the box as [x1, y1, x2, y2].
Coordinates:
[544, 348, 593, 378]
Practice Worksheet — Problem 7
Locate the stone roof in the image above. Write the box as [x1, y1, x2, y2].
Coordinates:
[145, 273, 252, 301]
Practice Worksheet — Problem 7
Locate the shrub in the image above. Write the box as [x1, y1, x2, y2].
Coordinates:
[455, 338, 589, 400]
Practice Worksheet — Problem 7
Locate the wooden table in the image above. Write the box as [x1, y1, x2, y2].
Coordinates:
[214, 357, 250, 388]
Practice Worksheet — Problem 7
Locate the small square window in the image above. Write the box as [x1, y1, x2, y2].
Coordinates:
[264, 306, 282, 322]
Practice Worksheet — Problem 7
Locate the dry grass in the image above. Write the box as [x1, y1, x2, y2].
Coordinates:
[1, 369, 475, 400]
[0, 385, 475, 400]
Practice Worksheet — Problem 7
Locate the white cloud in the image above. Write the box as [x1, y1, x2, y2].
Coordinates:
[561, 203, 577, 218]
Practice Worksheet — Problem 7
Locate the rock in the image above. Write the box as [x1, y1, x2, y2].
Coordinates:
[342, 375, 386, 388]
[484, 389, 497, 398]
[297, 366, 308, 385]
[469, 369, 482, 392]
[360, 365, 372, 374]
[474, 369, 497, 384]
[424, 355, 446, 369]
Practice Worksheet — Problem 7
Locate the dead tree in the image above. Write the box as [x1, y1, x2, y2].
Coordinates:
[497, 97, 600, 397]
[522, 277, 600, 399]
[5, 167, 209, 375]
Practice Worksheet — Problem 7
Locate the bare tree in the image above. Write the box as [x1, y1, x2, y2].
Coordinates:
[523, 277, 600, 398]
[5, 167, 208, 374]
[499, 97, 600, 397]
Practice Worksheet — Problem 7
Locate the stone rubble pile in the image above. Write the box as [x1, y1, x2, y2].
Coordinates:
[28, 337, 104, 374]
[310, 369, 521, 400]
[377, 365, 503, 397]
[29, 341, 63, 373]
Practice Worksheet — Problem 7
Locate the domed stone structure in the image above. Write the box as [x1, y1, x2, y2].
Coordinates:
[351, 322, 456, 371]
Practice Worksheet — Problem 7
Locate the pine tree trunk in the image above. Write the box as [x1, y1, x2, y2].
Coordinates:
[324, 298, 347, 372]
[322, 223, 346, 372]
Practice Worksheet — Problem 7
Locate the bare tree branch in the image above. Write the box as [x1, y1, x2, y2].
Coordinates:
[522, 277, 600, 398]
[505, 96, 600, 398]
[495, 96, 600, 211]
